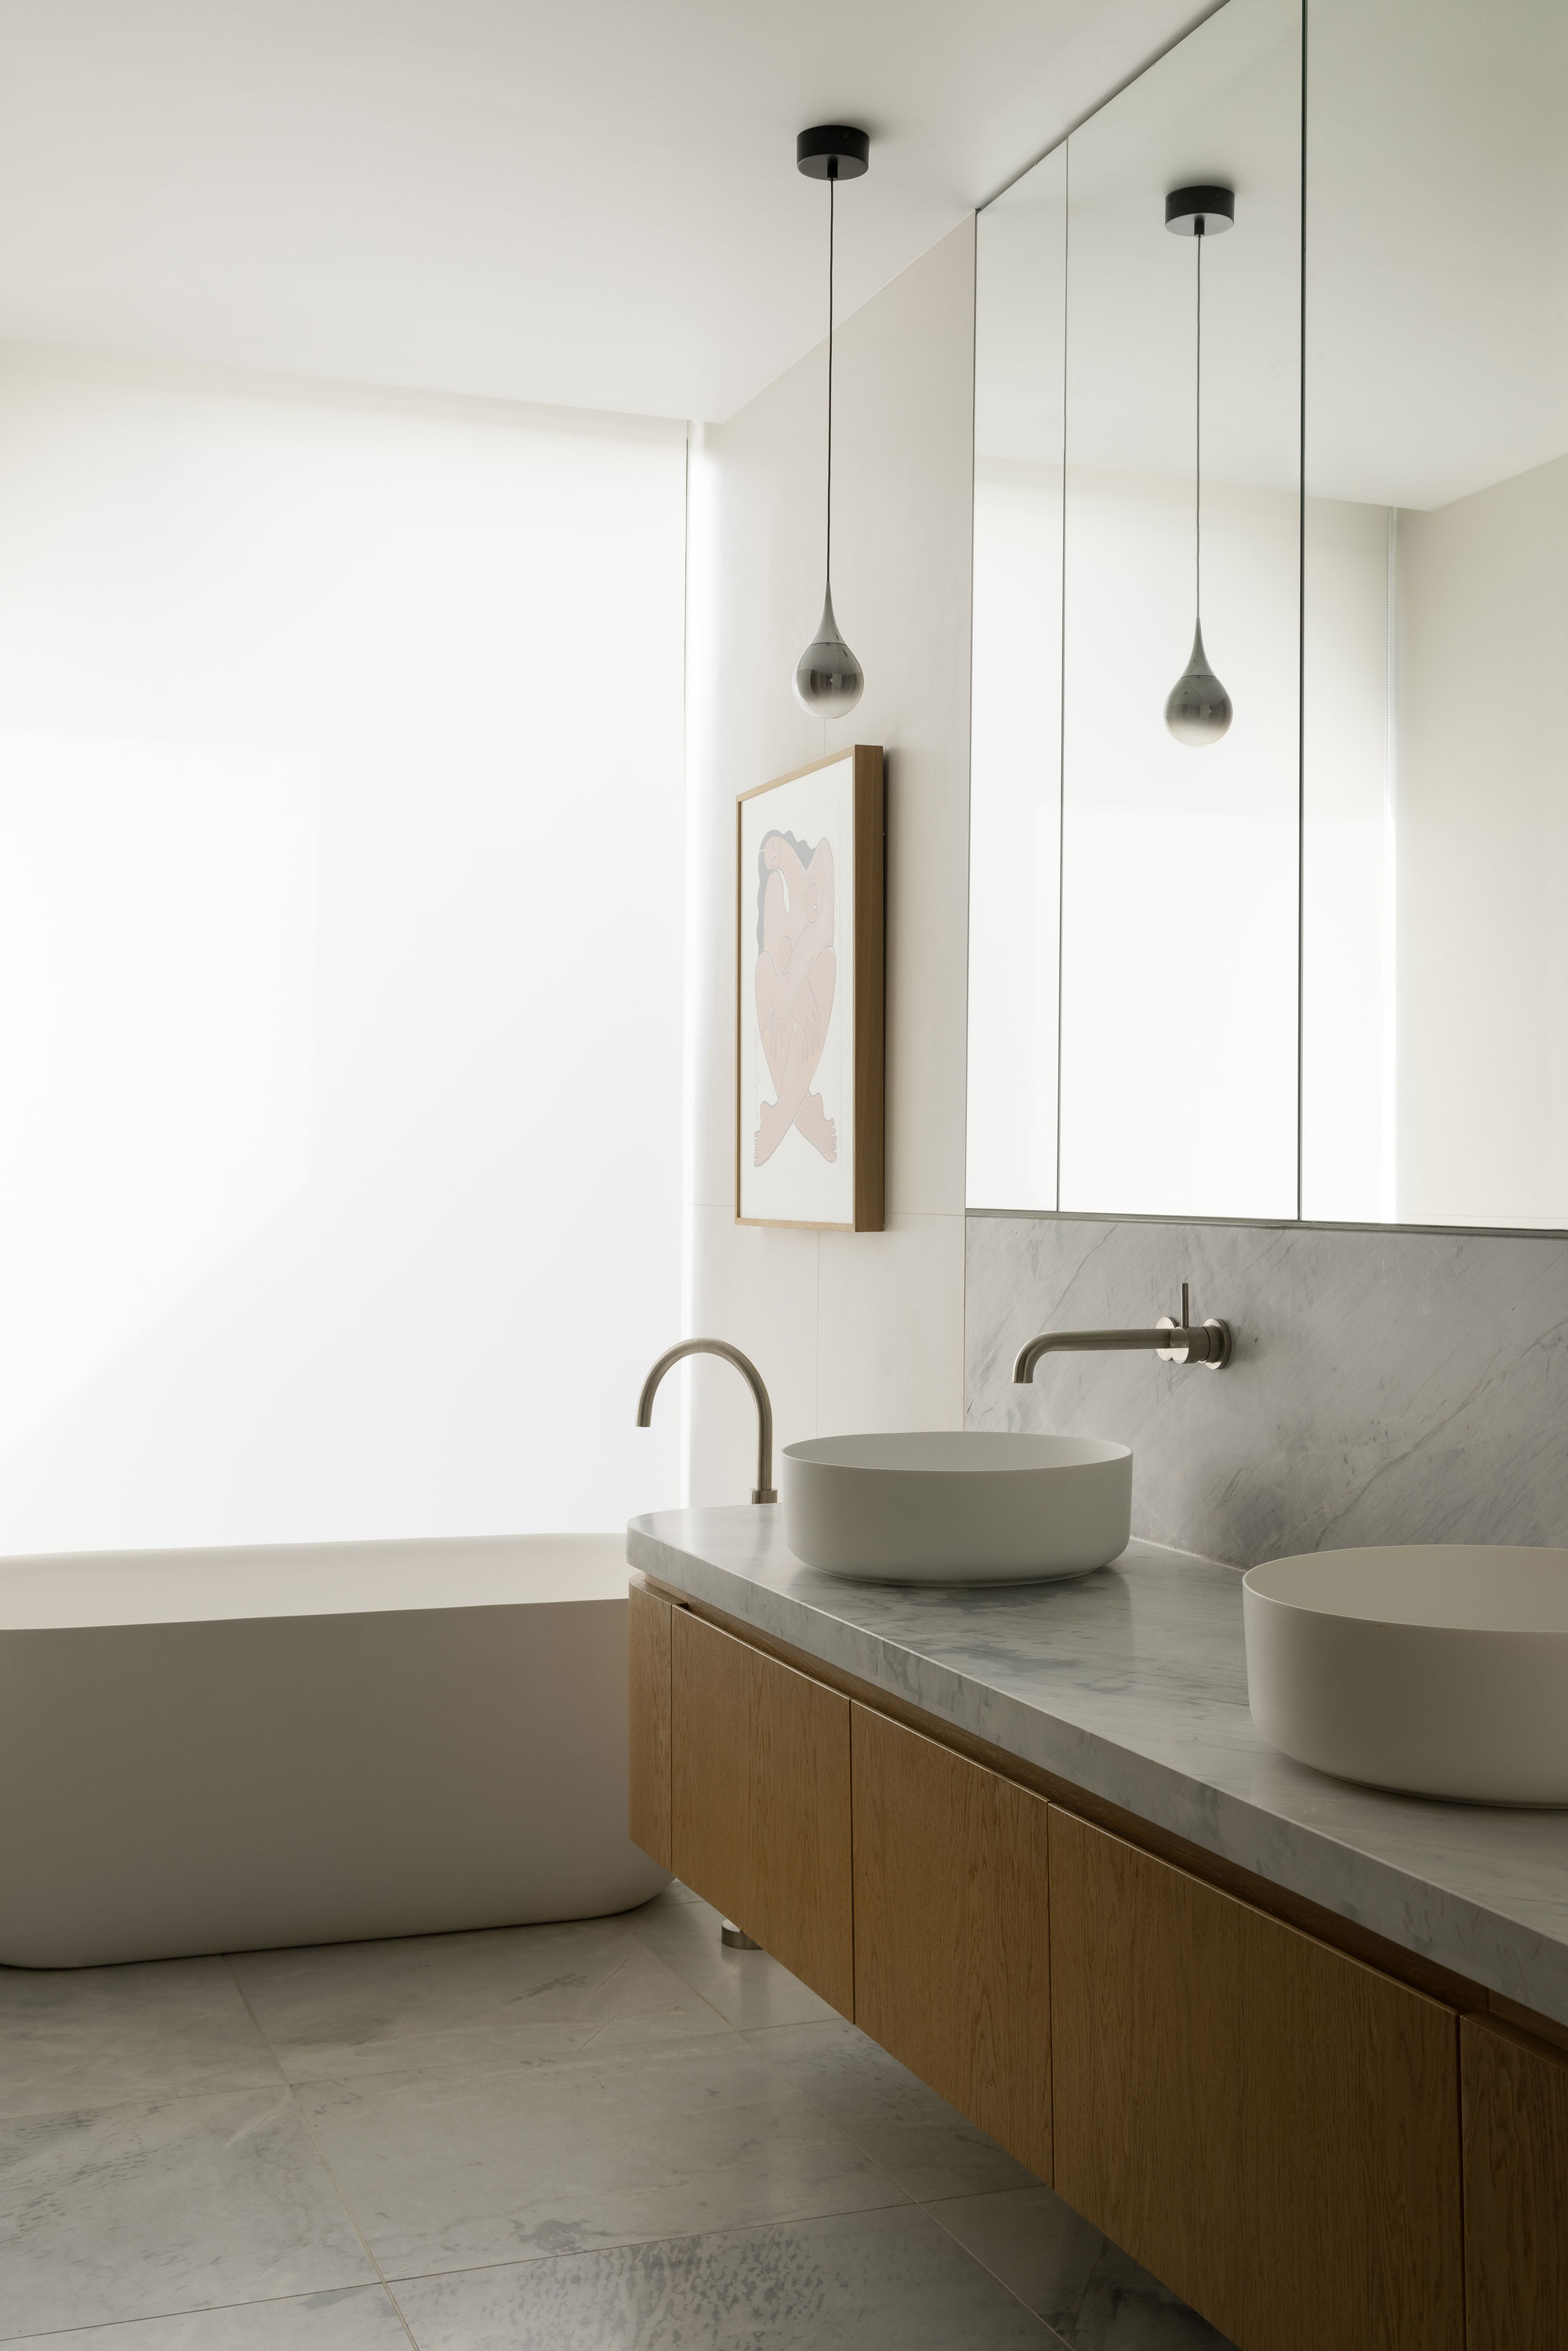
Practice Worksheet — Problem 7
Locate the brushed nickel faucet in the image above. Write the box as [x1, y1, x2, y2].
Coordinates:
[1014, 1283, 1232, 1381]
[637, 1339, 776, 1502]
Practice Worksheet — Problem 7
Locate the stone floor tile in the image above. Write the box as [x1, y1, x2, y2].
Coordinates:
[298, 2031, 902, 2277]
[3, 2284, 410, 2348]
[0, 1956, 276, 2119]
[394, 2204, 1061, 2349]
[928, 2186, 1237, 2349]
[0, 2086, 376, 2339]
[231, 1917, 727, 2082]
[744, 2019, 1036, 2200]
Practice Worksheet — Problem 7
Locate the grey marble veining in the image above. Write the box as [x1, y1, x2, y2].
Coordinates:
[0, 2085, 375, 2338]
[297, 2031, 902, 2278]
[628, 1508, 1568, 2027]
[965, 1212, 1568, 1566]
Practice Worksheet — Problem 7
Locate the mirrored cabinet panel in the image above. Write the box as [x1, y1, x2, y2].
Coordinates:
[1059, 0, 1300, 1220]
[967, 144, 1065, 1214]
[969, 0, 1568, 1232]
[1301, 0, 1568, 1228]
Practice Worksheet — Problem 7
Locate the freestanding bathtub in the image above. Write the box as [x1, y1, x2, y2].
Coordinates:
[0, 1531, 668, 1967]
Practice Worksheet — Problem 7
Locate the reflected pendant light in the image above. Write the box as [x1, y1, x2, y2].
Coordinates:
[1163, 183, 1235, 747]
[793, 124, 869, 718]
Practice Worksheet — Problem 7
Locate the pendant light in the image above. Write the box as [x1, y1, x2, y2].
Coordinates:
[793, 124, 869, 719]
[1163, 183, 1235, 747]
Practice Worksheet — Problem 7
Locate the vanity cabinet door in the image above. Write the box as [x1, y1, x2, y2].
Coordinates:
[1050, 1808, 1247, 2338]
[1050, 1810, 1462, 2351]
[851, 1705, 1052, 2179]
[1242, 1905, 1461, 2351]
[1241, 1890, 1476, 2351]
[627, 1576, 672, 1870]
[1462, 2015, 1568, 2351]
[670, 1609, 852, 2014]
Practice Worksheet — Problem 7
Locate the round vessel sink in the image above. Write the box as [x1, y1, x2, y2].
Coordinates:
[1243, 1545, 1568, 1805]
[780, 1431, 1131, 1585]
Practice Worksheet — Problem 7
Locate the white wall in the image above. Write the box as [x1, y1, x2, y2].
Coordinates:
[0, 347, 688, 1551]
[1394, 453, 1568, 1227]
[682, 223, 975, 1500]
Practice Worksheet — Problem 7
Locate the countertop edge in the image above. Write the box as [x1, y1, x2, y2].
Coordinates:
[628, 1516, 1568, 2031]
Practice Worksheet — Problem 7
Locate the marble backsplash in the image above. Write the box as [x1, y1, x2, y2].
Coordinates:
[965, 1214, 1568, 1569]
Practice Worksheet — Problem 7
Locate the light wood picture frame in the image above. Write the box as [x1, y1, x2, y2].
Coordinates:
[736, 745, 885, 1232]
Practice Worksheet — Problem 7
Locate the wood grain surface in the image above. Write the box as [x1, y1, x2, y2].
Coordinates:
[670, 1606, 852, 2014]
[626, 1575, 672, 1869]
[1462, 2014, 1568, 2351]
[1240, 1901, 1462, 2351]
[851, 1703, 1052, 2179]
[1049, 1805, 1247, 2340]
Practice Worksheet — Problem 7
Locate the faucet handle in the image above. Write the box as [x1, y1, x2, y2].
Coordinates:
[1156, 1280, 1232, 1371]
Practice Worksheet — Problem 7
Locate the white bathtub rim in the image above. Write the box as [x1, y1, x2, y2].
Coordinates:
[0, 1528, 633, 1630]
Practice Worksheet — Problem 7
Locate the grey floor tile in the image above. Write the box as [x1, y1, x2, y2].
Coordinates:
[298, 2031, 904, 2278]
[0, 2085, 376, 2339]
[394, 2204, 1060, 2349]
[744, 2019, 1036, 2200]
[4, 2285, 410, 2349]
[929, 2187, 1236, 2350]
[627, 1896, 840, 2029]
[231, 1918, 728, 2083]
[0, 1957, 277, 2119]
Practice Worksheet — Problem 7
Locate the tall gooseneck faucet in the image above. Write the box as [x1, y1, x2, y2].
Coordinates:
[637, 1340, 776, 1504]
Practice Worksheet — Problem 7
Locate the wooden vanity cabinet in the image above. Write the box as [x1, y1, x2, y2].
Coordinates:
[851, 1704, 1052, 2178]
[627, 1578, 673, 1870]
[668, 1607, 853, 2015]
[630, 1592, 1568, 2349]
[1461, 2014, 1568, 2351]
[1050, 1809, 1462, 2351]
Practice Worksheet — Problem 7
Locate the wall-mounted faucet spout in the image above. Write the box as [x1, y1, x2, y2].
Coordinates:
[637, 1339, 776, 1503]
[1014, 1283, 1232, 1382]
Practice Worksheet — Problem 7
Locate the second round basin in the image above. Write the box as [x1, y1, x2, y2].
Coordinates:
[1243, 1544, 1568, 1805]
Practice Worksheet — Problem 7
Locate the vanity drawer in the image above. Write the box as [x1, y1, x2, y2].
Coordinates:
[669, 1606, 852, 2015]
[851, 1703, 1052, 2178]
[1051, 1809, 1461, 2351]
[1462, 2015, 1568, 2351]
[627, 1577, 673, 1870]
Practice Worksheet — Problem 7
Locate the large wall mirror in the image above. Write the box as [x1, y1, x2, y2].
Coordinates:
[967, 0, 1568, 1231]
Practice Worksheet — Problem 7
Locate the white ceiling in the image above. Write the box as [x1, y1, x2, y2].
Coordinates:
[0, 0, 1212, 423]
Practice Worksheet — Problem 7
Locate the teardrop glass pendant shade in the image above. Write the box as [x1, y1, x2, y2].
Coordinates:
[793, 583, 864, 719]
[1164, 618, 1232, 746]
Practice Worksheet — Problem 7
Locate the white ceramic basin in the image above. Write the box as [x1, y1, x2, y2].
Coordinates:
[780, 1431, 1131, 1584]
[1243, 1545, 1568, 1805]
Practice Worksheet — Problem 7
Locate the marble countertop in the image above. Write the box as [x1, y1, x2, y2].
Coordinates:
[627, 1507, 1568, 2030]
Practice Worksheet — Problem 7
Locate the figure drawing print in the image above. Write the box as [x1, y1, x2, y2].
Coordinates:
[738, 746, 882, 1232]
[753, 829, 837, 1166]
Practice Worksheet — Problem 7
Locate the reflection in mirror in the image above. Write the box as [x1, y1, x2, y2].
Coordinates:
[966, 146, 1065, 1212]
[1301, 0, 1568, 1228]
[967, 0, 1303, 1220]
[1058, 0, 1301, 1219]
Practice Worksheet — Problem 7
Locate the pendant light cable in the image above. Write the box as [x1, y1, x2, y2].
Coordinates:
[826, 166, 836, 589]
[1195, 221, 1203, 623]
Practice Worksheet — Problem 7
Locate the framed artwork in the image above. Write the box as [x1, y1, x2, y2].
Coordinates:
[736, 745, 884, 1231]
